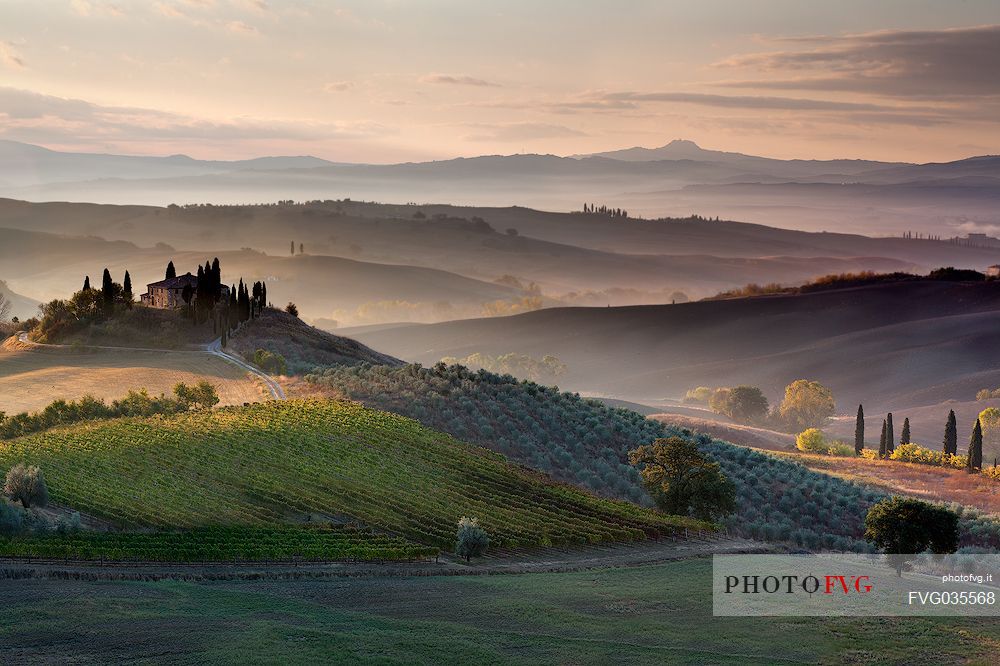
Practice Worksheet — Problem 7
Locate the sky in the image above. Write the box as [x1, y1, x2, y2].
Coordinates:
[1, 0, 999, 163]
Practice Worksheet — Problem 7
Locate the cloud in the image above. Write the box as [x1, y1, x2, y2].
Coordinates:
[419, 74, 500, 87]
[463, 122, 585, 142]
[713, 24, 1000, 99]
[323, 81, 355, 93]
[0, 87, 391, 149]
[230, 0, 269, 14]
[225, 20, 259, 36]
[0, 41, 24, 69]
[154, 2, 187, 19]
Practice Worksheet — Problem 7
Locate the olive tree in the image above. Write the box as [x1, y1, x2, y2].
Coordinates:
[4, 463, 49, 509]
[455, 516, 490, 562]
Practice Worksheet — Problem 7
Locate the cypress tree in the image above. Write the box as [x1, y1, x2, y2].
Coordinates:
[261, 281, 267, 309]
[101, 268, 114, 315]
[900, 418, 910, 446]
[879, 420, 887, 458]
[968, 419, 984, 471]
[290, 241, 295, 255]
[211, 257, 221, 302]
[83, 275, 91, 291]
[885, 413, 895, 456]
[944, 410, 958, 455]
[165, 261, 176, 280]
[123, 271, 133, 308]
[854, 404, 865, 455]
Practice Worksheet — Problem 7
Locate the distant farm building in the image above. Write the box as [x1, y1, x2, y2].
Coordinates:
[140, 273, 229, 308]
[140, 273, 198, 308]
[987, 265, 1000, 278]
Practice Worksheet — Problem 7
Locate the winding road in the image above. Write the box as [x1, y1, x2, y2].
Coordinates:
[16, 331, 286, 401]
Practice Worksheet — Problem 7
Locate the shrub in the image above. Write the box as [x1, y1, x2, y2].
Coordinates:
[173, 381, 220, 410]
[890, 443, 968, 469]
[251, 349, 288, 376]
[859, 449, 881, 461]
[4, 464, 49, 509]
[455, 516, 490, 562]
[796, 428, 826, 453]
[684, 387, 713, 404]
[0, 499, 25, 536]
[285, 302, 299, 317]
[983, 466, 1000, 481]
[827, 442, 855, 457]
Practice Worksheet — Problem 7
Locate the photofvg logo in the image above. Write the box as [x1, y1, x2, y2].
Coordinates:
[724, 573, 872, 595]
[713, 554, 999, 617]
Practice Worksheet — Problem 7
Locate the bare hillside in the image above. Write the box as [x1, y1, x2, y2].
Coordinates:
[350, 279, 1000, 415]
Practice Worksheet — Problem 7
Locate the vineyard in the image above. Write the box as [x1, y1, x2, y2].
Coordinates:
[0, 400, 704, 553]
[0, 525, 436, 562]
[308, 363, 1000, 552]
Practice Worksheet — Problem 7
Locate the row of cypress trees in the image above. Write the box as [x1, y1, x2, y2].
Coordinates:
[854, 405, 984, 470]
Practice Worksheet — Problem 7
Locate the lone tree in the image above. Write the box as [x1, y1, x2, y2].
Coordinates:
[165, 261, 176, 280]
[455, 516, 490, 562]
[943, 409, 958, 455]
[724, 385, 769, 424]
[885, 412, 895, 457]
[879, 419, 887, 458]
[778, 379, 835, 431]
[628, 436, 736, 521]
[864, 496, 959, 576]
[285, 302, 299, 317]
[900, 417, 911, 446]
[4, 463, 49, 509]
[854, 404, 865, 455]
[968, 419, 984, 471]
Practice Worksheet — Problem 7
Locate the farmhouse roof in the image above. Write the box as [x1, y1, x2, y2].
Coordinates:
[146, 272, 199, 289]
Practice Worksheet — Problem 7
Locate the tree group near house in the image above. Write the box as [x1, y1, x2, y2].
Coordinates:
[864, 497, 959, 576]
[628, 436, 736, 521]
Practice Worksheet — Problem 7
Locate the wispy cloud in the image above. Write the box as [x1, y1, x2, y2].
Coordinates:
[323, 81, 355, 93]
[0, 41, 24, 69]
[225, 20, 259, 36]
[0, 86, 391, 148]
[713, 24, 1000, 99]
[420, 74, 500, 87]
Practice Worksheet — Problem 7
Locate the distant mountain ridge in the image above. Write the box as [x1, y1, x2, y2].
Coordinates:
[4, 139, 1000, 237]
[0, 140, 340, 188]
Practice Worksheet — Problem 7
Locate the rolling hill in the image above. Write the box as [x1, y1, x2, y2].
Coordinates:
[304, 363, 1000, 551]
[0, 400, 700, 553]
[348, 278, 1000, 422]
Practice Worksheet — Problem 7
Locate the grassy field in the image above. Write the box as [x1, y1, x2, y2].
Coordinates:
[3, 558, 998, 665]
[0, 337, 263, 413]
[0, 400, 702, 550]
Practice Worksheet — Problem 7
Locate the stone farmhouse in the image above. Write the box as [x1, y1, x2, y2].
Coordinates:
[140, 273, 230, 309]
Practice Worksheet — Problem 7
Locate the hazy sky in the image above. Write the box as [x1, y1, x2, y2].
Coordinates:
[2, 0, 999, 162]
